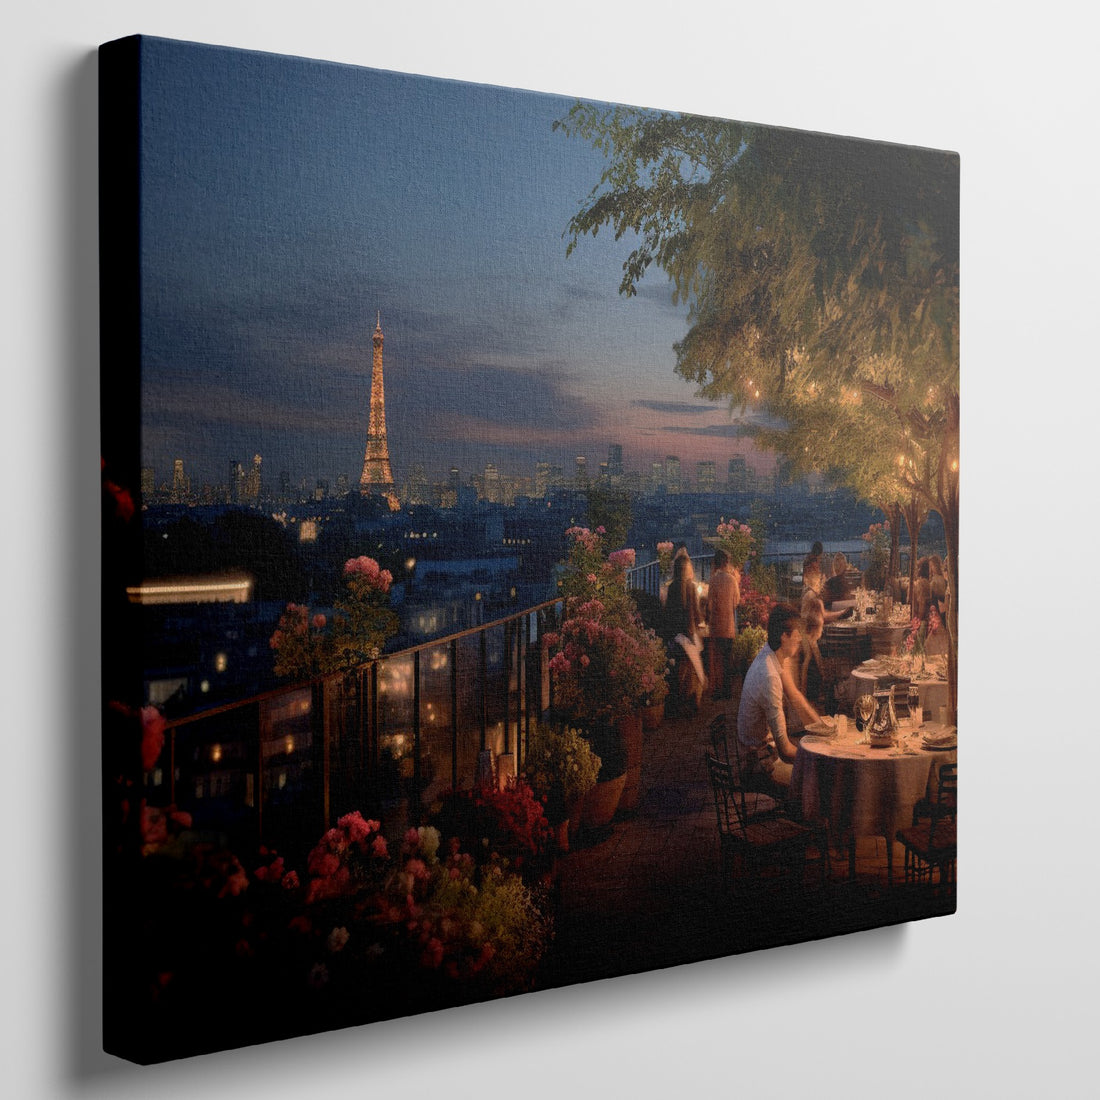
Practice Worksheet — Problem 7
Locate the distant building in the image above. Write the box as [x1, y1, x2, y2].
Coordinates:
[727, 455, 748, 492]
[664, 455, 681, 494]
[608, 443, 623, 480]
[170, 458, 190, 503]
[534, 461, 551, 498]
[244, 454, 262, 503]
[574, 455, 589, 488]
[696, 460, 716, 493]
[140, 466, 156, 501]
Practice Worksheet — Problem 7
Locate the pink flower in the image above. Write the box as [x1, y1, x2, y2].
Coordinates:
[282, 870, 300, 891]
[371, 834, 388, 859]
[420, 937, 445, 969]
[311, 613, 326, 630]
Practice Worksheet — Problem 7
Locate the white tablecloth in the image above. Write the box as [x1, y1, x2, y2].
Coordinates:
[849, 664, 949, 723]
[791, 724, 956, 852]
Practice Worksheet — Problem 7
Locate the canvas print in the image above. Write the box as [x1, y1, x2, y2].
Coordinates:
[99, 35, 959, 1064]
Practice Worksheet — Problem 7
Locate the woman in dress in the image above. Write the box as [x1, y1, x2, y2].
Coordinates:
[662, 550, 705, 714]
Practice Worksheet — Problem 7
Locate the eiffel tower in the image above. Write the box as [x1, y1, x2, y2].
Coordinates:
[358, 312, 400, 510]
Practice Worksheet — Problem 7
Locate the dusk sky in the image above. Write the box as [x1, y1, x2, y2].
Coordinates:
[138, 37, 777, 491]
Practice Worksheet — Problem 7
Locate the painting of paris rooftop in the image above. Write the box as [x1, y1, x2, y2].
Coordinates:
[100, 35, 959, 1064]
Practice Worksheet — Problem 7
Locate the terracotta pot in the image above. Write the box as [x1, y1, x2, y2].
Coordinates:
[581, 773, 627, 829]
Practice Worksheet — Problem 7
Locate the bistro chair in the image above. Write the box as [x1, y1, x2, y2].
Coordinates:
[705, 753, 828, 891]
[710, 715, 781, 820]
[895, 763, 957, 889]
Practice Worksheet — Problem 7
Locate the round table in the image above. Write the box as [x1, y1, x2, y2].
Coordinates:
[790, 724, 956, 881]
[850, 662, 949, 724]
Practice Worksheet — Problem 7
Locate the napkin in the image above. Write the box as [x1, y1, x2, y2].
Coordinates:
[920, 725, 957, 746]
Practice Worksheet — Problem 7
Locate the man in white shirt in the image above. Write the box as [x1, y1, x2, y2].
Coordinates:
[736, 603, 803, 794]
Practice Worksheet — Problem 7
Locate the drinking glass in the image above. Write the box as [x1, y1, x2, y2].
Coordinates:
[908, 684, 921, 727]
[855, 694, 874, 732]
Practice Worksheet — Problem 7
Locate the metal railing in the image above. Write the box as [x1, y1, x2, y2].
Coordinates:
[148, 599, 564, 857]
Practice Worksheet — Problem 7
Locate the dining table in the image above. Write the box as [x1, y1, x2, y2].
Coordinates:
[849, 656, 950, 724]
[790, 719, 957, 882]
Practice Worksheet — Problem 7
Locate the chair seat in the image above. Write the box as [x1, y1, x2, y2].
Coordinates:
[896, 820, 956, 855]
[741, 817, 815, 847]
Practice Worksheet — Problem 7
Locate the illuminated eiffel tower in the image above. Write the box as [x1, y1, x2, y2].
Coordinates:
[358, 312, 400, 510]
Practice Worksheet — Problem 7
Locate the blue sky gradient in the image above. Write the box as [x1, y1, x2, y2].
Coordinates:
[137, 37, 774, 489]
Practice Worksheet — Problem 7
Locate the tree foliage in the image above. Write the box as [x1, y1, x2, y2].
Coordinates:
[556, 103, 960, 715]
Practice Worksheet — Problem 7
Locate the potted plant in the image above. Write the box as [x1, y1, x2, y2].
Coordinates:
[523, 722, 602, 849]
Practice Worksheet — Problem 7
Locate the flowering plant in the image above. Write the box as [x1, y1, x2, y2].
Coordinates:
[737, 572, 777, 630]
[656, 540, 674, 577]
[302, 811, 391, 903]
[523, 722, 602, 809]
[270, 556, 399, 678]
[432, 779, 554, 867]
[904, 605, 942, 659]
[546, 598, 669, 722]
[558, 526, 638, 623]
[714, 519, 754, 568]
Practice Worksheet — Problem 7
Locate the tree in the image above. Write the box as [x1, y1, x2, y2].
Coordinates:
[556, 105, 959, 716]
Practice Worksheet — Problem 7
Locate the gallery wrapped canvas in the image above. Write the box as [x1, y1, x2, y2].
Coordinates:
[100, 35, 959, 1064]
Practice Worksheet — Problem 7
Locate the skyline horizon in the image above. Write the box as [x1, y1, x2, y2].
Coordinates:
[137, 40, 782, 492]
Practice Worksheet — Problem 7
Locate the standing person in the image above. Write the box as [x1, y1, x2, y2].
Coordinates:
[705, 547, 740, 700]
[929, 554, 947, 613]
[911, 557, 932, 623]
[783, 600, 826, 735]
[802, 541, 825, 598]
[736, 603, 803, 795]
[663, 549, 705, 715]
[823, 552, 854, 607]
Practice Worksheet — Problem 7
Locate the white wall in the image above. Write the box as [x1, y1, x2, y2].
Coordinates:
[4, 3, 1095, 1096]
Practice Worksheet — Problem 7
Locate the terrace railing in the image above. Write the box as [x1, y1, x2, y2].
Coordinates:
[147, 599, 564, 859]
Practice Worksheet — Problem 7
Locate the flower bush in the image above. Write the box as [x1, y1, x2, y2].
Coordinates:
[523, 722, 602, 811]
[714, 519, 755, 568]
[730, 625, 767, 673]
[431, 779, 554, 868]
[656, 540, 674, 577]
[737, 572, 778, 630]
[108, 812, 553, 1058]
[546, 598, 669, 723]
[270, 555, 399, 678]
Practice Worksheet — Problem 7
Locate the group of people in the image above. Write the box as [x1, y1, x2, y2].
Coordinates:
[736, 540, 859, 798]
[658, 544, 734, 716]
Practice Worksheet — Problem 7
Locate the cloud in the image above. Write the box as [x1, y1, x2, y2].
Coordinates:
[632, 399, 716, 416]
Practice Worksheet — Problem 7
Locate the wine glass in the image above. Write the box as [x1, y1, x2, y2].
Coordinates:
[908, 684, 921, 729]
[855, 694, 874, 733]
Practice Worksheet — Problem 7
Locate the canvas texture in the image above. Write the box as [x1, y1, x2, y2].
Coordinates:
[100, 35, 959, 1064]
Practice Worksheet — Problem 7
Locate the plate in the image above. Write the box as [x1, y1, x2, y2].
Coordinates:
[922, 741, 957, 751]
[805, 719, 837, 736]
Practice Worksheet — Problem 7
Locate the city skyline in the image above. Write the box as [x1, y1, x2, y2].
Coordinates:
[138, 38, 780, 492]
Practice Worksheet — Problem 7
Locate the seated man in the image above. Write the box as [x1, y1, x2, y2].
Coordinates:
[736, 603, 804, 796]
